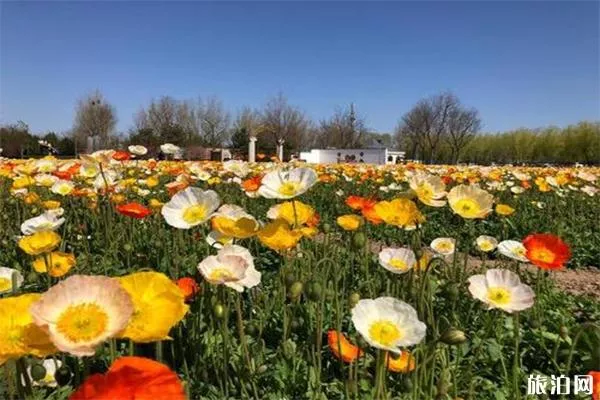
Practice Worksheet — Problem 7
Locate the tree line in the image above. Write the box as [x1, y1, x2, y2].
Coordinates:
[1, 90, 598, 164]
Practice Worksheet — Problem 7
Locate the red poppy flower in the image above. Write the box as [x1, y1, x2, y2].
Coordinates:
[70, 356, 185, 400]
[523, 233, 571, 270]
[590, 371, 600, 400]
[112, 150, 131, 161]
[176, 277, 200, 302]
[327, 330, 362, 363]
[116, 202, 152, 219]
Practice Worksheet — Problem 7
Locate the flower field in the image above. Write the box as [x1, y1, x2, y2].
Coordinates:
[0, 151, 599, 400]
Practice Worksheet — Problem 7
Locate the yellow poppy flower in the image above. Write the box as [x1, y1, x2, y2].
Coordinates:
[117, 271, 189, 343]
[257, 219, 303, 251]
[337, 214, 363, 231]
[19, 231, 61, 256]
[12, 176, 35, 190]
[24, 192, 40, 205]
[267, 201, 316, 227]
[374, 198, 425, 230]
[32, 252, 76, 278]
[42, 200, 62, 210]
[211, 205, 259, 239]
[495, 204, 515, 216]
[0, 294, 57, 366]
[146, 176, 160, 188]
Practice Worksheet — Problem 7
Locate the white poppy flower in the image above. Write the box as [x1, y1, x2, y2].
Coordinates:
[258, 167, 318, 199]
[351, 297, 426, 353]
[497, 240, 528, 262]
[197, 245, 261, 292]
[21, 212, 65, 235]
[161, 187, 220, 229]
[378, 248, 417, 274]
[430, 237, 456, 256]
[468, 269, 535, 313]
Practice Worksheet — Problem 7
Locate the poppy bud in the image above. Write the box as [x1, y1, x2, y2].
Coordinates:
[213, 303, 225, 319]
[288, 281, 303, 300]
[54, 365, 72, 386]
[305, 281, 322, 302]
[349, 292, 360, 308]
[30, 363, 47, 381]
[440, 328, 467, 345]
[284, 272, 296, 287]
[352, 232, 367, 249]
[559, 326, 569, 340]
[282, 339, 296, 360]
[322, 223, 331, 234]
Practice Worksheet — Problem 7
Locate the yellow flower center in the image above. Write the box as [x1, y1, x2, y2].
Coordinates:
[182, 205, 207, 224]
[0, 278, 12, 292]
[278, 181, 301, 197]
[417, 185, 433, 200]
[436, 242, 453, 252]
[530, 248, 555, 263]
[56, 185, 72, 195]
[478, 241, 492, 251]
[512, 247, 526, 257]
[455, 199, 481, 217]
[487, 287, 512, 306]
[368, 320, 402, 347]
[56, 303, 108, 343]
[389, 258, 408, 271]
[208, 268, 237, 282]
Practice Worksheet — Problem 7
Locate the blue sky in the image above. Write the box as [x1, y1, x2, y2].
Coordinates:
[1, 1, 598, 135]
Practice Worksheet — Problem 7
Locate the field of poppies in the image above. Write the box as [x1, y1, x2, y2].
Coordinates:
[0, 149, 599, 400]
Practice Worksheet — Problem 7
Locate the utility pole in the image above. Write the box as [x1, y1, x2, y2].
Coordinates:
[350, 103, 356, 140]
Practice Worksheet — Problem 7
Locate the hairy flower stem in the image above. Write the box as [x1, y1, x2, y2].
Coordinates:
[512, 312, 521, 400]
[235, 294, 259, 400]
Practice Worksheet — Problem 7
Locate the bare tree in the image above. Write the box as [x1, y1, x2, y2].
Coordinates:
[259, 93, 310, 153]
[193, 96, 231, 147]
[446, 105, 481, 163]
[133, 96, 196, 145]
[73, 90, 117, 149]
[234, 107, 261, 138]
[314, 105, 369, 148]
[395, 92, 479, 163]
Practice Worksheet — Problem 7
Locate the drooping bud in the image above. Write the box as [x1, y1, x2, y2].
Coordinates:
[440, 328, 467, 345]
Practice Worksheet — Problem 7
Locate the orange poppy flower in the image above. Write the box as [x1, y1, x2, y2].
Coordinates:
[53, 170, 73, 180]
[327, 330, 362, 363]
[112, 150, 131, 161]
[346, 196, 366, 210]
[361, 200, 383, 224]
[70, 356, 185, 400]
[242, 175, 262, 193]
[523, 233, 571, 270]
[386, 351, 416, 373]
[116, 202, 152, 219]
[589, 371, 600, 400]
[307, 212, 320, 227]
[166, 181, 189, 197]
[176, 277, 200, 302]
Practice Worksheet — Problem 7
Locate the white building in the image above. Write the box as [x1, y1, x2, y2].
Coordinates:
[299, 148, 405, 165]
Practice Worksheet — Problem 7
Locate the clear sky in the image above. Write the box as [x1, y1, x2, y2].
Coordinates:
[1, 1, 599, 136]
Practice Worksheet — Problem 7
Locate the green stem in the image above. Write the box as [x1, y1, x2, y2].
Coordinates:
[512, 312, 521, 400]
